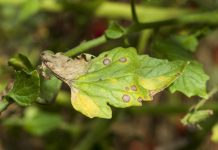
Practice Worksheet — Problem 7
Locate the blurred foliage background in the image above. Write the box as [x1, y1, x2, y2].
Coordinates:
[1, 0, 218, 149]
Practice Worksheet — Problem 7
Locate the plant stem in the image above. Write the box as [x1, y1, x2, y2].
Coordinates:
[137, 29, 153, 54]
[65, 6, 218, 57]
[96, 2, 189, 22]
[125, 18, 177, 34]
[0, 97, 10, 114]
[194, 86, 218, 111]
[130, 0, 139, 23]
[64, 18, 177, 56]
[64, 35, 107, 56]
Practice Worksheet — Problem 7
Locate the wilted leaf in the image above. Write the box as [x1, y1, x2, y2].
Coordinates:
[6, 70, 40, 106]
[170, 61, 209, 98]
[41, 51, 90, 84]
[41, 47, 187, 119]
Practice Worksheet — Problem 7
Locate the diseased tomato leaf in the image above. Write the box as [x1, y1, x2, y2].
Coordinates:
[152, 36, 209, 98]
[41, 47, 188, 119]
[170, 61, 209, 98]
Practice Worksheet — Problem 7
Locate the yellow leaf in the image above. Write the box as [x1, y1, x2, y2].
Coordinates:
[139, 75, 178, 90]
[71, 89, 112, 119]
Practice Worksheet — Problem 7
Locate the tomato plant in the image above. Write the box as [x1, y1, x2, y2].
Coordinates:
[1, 0, 218, 149]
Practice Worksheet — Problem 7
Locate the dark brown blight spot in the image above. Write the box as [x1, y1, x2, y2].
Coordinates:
[137, 97, 143, 103]
[122, 94, 130, 102]
[103, 58, 111, 65]
[119, 57, 127, 63]
[131, 85, 137, 91]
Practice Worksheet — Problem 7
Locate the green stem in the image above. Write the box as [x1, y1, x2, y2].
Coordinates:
[194, 86, 218, 111]
[96, 2, 190, 22]
[130, 0, 139, 23]
[137, 29, 153, 54]
[64, 18, 178, 56]
[64, 35, 107, 57]
[0, 97, 10, 114]
[65, 8, 218, 56]
[125, 19, 177, 34]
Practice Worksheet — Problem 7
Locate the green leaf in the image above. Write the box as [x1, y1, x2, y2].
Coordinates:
[23, 107, 62, 136]
[152, 38, 193, 61]
[170, 61, 209, 98]
[105, 22, 125, 39]
[37, 75, 62, 104]
[41, 47, 187, 119]
[8, 53, 34, 72]
[172, 34, 199, 52]
[6, 70, 40, 106]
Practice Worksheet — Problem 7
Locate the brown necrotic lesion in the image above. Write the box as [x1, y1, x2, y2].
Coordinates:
[41, 51, 89, 84]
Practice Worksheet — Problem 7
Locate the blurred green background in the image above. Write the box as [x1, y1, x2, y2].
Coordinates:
[1, 0, 218, 149]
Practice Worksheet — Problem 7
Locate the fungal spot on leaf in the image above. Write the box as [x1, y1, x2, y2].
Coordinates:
[119, 57, 127, 63]
[103, 58, 111, 65]
[104, 54, 108, 57]
[131, 85, 137, 91]
[137, 97, 143, 103]
[122, 94, 130, 102]
[125, 87, 129, 91]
